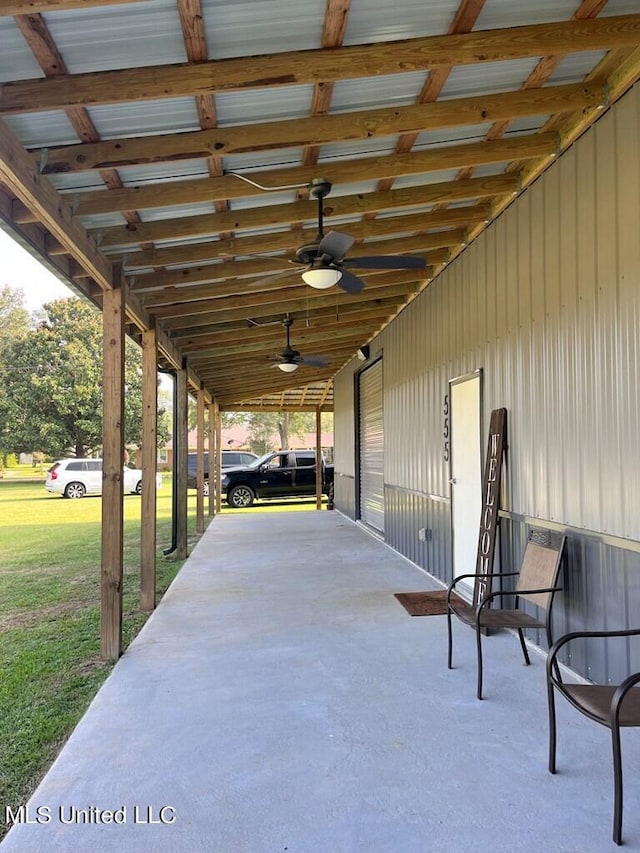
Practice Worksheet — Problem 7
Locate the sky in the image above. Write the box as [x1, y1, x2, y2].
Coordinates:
[0, 227, 175, 391]
[1, 227, 73, 311]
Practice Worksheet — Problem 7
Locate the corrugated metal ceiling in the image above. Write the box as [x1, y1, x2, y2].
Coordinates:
[0, 0, 638, 410]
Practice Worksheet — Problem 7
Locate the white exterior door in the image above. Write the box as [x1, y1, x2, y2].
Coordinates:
[450, 373, 482, 599]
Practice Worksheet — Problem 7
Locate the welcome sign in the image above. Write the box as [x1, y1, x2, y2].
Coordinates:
[473, 408, 508, 608]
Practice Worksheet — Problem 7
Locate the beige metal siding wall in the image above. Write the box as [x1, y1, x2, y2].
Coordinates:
[333, 359, 357, 516]
[333, 363, 355, 477]
[335, 81, 640, 546]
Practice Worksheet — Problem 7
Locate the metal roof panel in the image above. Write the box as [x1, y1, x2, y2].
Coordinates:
[4, 112, 80, 149]
[139, 202, 217, 221]
[414, 123, 493, 148]
[0, 18, 45, 82]
[201, 0, 326, 59]
[223, 148, 305, 174]
[318, 136, 400, 162]
[440, 58, 542, 99]
[117, 161, 211, 186]
[215, 85, 315, 126]
[545, 51, 609, 86]
[475, 0, 578, 29]
[43, 0, 187, 73]
[343, 0, 458, 44]
[87, 98, 201, 139]
[331, 72, 428, 113]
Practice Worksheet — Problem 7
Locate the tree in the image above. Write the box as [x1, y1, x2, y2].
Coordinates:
[241, 410, 333, 454]
[0, 286, 32, 465]
[0, 285, 30, 355]
[0, 297, 169, 458]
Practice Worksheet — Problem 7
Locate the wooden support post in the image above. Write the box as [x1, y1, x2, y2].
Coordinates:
[196, 386, 205, 534]
[215, 404, 222, 514]
[315, 406, 323, 510]
[140, 324, 157, 612]
[208, 401, 216, 517]
[175, 367, 189, 559]
[101, 278, 125, 661]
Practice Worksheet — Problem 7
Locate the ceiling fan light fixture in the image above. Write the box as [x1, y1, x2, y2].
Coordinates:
[301, 266, 342, 289]
[278, 361, 298, 373]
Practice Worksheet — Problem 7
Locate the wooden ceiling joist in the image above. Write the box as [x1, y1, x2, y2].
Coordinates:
[1, 16, 638, 115]
[160, 283, 420, 331]
[36, 81, 605, 174]
[91, 175, 516, 251]
[122, 206, 487, 272]
[69, 134, 556, 218]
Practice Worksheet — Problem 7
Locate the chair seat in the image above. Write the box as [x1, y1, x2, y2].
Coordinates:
[561, 685, 640, 727]
[449, 602, 545, 631]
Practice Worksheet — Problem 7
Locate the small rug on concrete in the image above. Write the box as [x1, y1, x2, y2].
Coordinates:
[394, 589, 466, 616]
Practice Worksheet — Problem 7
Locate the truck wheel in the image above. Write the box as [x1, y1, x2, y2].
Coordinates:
[135, 480, 142, 495]
[227, 484, 255, 508]
[203, 480, 209, 497]
[64, 481, 86, 499]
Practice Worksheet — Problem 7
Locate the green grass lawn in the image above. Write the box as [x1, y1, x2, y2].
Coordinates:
[0, 479, 327, 838]
[0, 479, 199, 839]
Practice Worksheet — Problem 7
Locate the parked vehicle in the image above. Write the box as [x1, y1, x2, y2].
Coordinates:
[45, 458, 162, 498]
[187, 450, 259, 496]
[221, 450, 334, 508]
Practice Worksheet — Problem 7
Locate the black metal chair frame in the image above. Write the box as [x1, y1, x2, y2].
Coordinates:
[447, 530, 566, 700]
[546, 628, 640, 846]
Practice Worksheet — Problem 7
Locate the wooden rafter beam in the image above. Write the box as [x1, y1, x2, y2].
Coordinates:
[224, 402, 332, 412]
[91, 175, 516, 250]
[121, 205, 488, 272]
[132, 234, 460, 298]
[36, 81, 605, 174]
[158, 282, 420, 330]
[1, 16, 638, 114]
[170, 300, 402, 346]
[147, 266, 438, 321]
[68, 134, 555, 218]
[183, 322, 383, 359]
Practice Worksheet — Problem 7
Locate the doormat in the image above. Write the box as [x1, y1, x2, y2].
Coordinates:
[394, 589, 466, 616]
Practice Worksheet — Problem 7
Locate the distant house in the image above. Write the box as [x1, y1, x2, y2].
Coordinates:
[160, 425, 333, 470]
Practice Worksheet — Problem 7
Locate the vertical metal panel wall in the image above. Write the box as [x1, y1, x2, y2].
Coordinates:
[333, 359, 356, 519]
[358, 361, 385, 532]
[333, 83, 640, 681]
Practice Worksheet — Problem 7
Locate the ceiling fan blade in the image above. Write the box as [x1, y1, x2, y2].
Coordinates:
[318, 230, 355, 261]
[337, 269, 366, 294]
[298, 355, 330, 367]
[342, 255, 427, 270]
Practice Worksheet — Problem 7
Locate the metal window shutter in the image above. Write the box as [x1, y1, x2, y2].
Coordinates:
[359, 360, 384, 532]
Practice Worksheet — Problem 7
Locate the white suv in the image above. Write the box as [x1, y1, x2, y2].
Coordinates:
[45, 458, 162, 499]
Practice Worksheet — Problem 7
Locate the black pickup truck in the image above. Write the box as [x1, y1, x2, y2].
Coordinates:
[221, 449, 334, 508]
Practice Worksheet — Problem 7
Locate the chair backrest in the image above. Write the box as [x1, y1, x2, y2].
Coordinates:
[516, 529, 566, 609]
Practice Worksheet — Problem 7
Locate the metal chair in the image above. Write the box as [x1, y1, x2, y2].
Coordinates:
[546, 628, 640, 845]
[447, 529, 566, 699]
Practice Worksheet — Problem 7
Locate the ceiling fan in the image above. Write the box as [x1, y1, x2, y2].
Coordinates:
[290, 179, 427, 293]
[271, 316, 330, 373]
[228, 173, 428, 294]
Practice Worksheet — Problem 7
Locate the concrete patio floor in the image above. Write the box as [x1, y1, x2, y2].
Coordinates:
[2, 509, 639, 853]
